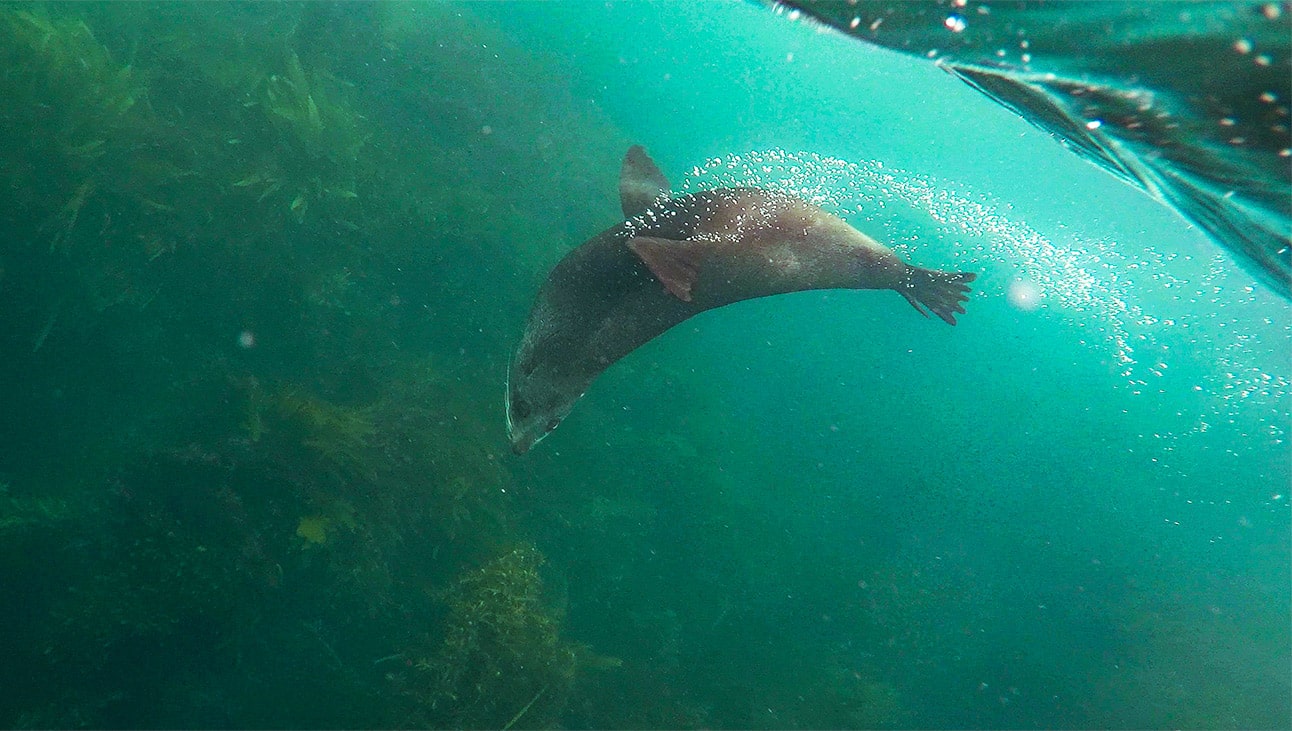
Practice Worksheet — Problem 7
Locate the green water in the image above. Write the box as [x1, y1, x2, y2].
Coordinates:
[0, 2, 1287, 729]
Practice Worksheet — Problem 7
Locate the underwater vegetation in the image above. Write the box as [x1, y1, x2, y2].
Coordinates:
[399, 544, 584, 729]
[0, 3, 606, 727]
[0, 6, 155, 333]
[235, 48, 365, 224]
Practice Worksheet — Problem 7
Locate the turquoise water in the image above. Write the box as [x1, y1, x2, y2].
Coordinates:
[0, 2, 1287, 729]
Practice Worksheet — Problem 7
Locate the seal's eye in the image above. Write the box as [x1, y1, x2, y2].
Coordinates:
[512, 399, 531, 420]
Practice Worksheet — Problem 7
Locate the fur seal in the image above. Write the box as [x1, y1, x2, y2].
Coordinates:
[506, 146, 976, 454]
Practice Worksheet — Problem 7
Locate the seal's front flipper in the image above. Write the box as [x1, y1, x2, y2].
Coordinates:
[629, 236, 706, 302]
[898, 266, 977, 325]
[620, 146, 671, 219]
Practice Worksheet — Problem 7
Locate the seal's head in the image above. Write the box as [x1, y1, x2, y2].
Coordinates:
[505, 351, 582, 455]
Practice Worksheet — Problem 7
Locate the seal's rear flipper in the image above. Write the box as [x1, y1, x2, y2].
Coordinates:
[620, 146, 671, 219]
[898, 267, 977, 325]
[629, 236, 704, 302]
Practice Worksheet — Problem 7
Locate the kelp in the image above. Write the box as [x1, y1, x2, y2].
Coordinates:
[0, 3, 372, 351]
[234, 49, 365, 223]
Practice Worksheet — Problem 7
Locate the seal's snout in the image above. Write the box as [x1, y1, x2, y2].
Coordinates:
[507, 415, 559, 456]
[505, 408, 531, 455]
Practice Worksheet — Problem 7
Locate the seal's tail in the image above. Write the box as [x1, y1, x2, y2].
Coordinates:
[897, 266, 977, 325]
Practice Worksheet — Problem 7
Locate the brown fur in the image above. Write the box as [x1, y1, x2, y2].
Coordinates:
[506, 148, 976, 454]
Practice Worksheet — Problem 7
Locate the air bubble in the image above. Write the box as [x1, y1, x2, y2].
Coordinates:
[675, 148, 1289, 420]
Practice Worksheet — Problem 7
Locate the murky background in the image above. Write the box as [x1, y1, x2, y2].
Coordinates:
[0, 2, 1287, 728]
